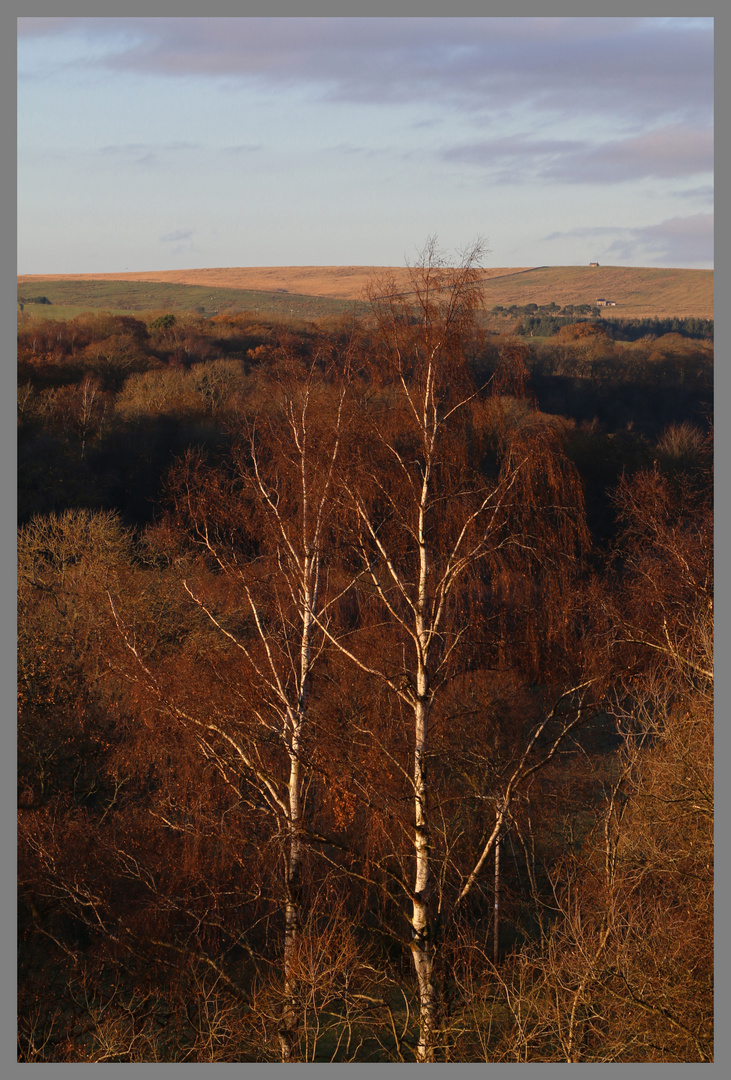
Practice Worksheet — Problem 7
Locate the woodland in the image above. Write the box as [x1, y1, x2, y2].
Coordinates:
[17, 243, 713, 1062]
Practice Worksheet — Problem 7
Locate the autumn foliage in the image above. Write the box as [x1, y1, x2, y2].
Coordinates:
[18, 247, 712, 1062]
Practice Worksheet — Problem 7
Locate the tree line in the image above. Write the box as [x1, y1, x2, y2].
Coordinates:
[514, 312, 713, 341]
[18, 243, 713, 1061]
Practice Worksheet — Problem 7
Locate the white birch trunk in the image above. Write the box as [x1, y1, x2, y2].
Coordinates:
[411, 469, 438, 1062]
[280, 731, 304, 1062]
[411, 693, 438, 1062]
[280, 554, 317, 1061]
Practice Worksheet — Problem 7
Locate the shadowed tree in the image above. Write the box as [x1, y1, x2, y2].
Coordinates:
[483, 459, 713, 1062]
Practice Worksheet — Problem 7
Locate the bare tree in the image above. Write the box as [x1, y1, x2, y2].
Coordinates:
[316, 239, 592, 1060]
[480, 459, 714, 1063]
[108, 346, 356, 1060]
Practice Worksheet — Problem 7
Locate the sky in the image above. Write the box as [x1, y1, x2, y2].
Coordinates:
[17, 16, 714, 274]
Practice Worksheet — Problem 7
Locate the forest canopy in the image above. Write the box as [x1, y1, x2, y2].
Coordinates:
[18, 246, 713, 1063]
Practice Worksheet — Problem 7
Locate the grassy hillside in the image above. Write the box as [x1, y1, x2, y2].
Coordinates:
[17, 278, 362, 322]
[478, 266, 713, 319]
[18, 265, 713, 321]
[18, 265, 530, 302]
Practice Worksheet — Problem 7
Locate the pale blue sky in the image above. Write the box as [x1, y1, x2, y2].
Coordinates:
[17, 16, 714, 274]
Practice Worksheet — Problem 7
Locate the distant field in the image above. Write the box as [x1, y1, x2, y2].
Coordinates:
[478, 266, 713, 319]
[17, 278, 361, 322]
[19, 265, 528, 302]
[18, 264, 713, 321]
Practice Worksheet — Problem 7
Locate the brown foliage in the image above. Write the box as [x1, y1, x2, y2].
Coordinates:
[17, 247, 712, 1061]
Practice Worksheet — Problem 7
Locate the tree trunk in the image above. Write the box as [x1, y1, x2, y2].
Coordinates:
[280, 740, 304, 1062]
[280, 557, 317, 1061]
[411, 692, 438, 1062]
[493, 830, 501, 965]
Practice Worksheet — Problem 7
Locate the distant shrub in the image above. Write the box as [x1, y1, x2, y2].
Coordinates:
[149, 314, 177, 333]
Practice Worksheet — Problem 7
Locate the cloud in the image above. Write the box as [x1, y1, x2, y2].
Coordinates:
[674, 184, 714, 203]
[17, 17, 713, 127]
[94, 141, 199, 168]
[160, 229, 194, 244]
[441, 125, 712, 185]
[99, 141, 198, 154]
[543, 126, 713, 183]
[605, 213, 713, 265]
[441, 134, 585, 184]
[323, 143, 391, 158]
[543, 212, 713, 267]
[221, 143, 264, 155]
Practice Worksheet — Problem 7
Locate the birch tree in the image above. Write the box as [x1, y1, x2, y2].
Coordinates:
[112, 347, 353, 1060]
[322, 240, 592, 1060]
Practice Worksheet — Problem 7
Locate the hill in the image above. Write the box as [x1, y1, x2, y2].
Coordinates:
[16, 278, 360, 322]
[18, 265, 713, 320]
[477, 265, 713, 319]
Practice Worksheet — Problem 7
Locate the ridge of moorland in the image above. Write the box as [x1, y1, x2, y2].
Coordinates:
[18, 264, 713, 321]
